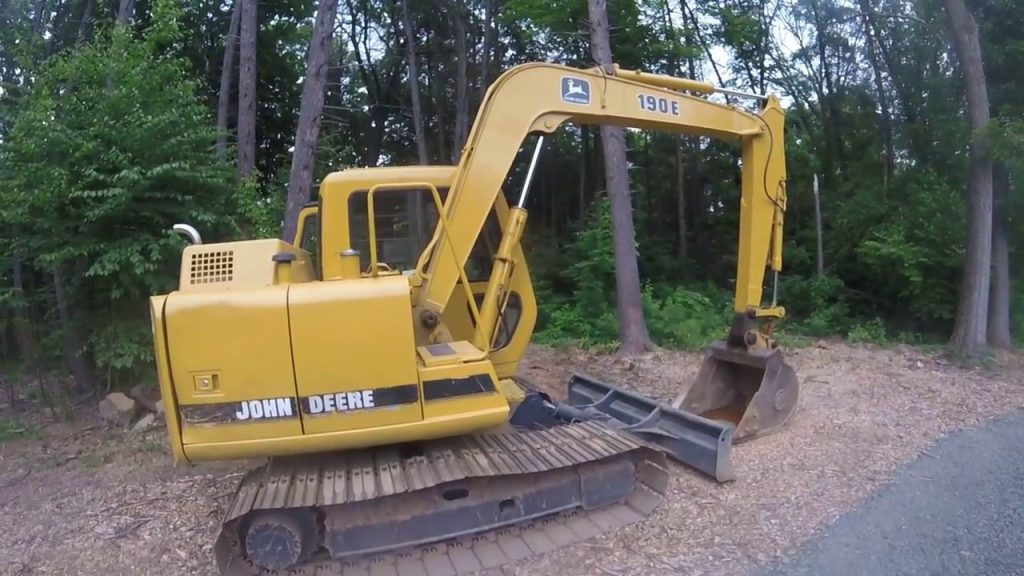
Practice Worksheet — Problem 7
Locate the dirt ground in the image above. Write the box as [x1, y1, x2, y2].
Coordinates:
[1, 341, 1022, 576]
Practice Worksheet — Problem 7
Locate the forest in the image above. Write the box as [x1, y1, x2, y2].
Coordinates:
[0, 0, 1020, 404]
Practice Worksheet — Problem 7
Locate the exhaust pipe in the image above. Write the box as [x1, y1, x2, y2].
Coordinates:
[173, 223, 202, 245]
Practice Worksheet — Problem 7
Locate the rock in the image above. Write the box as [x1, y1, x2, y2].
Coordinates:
[99, 392, 138, 426]
[132, 413, 158, 432]
[129, 383, 160, 413]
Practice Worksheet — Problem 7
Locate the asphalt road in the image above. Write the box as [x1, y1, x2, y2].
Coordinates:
[755, 410, 1024, 576]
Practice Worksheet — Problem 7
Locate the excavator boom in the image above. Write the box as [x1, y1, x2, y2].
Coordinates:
[414, 62, 787, 323]
[411, 62, 797, 443]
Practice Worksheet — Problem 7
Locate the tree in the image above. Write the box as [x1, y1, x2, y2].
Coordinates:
[1, 5, 235, 387]
[587, 0, 654, 354]
[402, 0, 428, 164]
[117, 0, 135, 25]
[215, 0, 241, 158]
[237, 0, 258, 179]
[282, 0, 340, 242]
[944, 0, 994, 355]
[988, 162, 1011, 348]
[977, 0, 1023, 349]
[858, 0, 895, 189]
[450, 0, 470, 162]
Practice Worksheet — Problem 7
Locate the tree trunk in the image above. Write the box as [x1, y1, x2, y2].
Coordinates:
[401, 0, 428, 164]
[31, 0, 49, 37]
[345, 0, 387, 168]
[428, 21, 448, 162]
[863, 2, 926, 165]
[813, 174, 824, 277]
[237, 0, 258, 180]
[75, 0, 94, 45]
[450, 0, 469, 163]
[810, 0, 842, 188]
[580, 125, 591, 221]
[858, 0, 894, 191]
[988, 162, 1011, 348]
[679, 0, 727, 89]
[587, 0, 653, 355]
[944, 0, 993, 356]
[479, 0, 494, 90]
[52, 267, 96, 392]
[216, 0, 241, 159]
[686, 150, 707, 273]
[675, 140, 688, 278]
[116, 0, 134, 25]
[11, 256, 56, 415]
[11, 255, 38, 374]
[282, 0, 340, 242]
[366, 105, 386, 167]
[400, 0, 427, 249]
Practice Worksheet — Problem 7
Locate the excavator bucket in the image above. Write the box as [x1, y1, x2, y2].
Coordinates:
[566, 373, 735, 482]
[673, 341, 799, 442]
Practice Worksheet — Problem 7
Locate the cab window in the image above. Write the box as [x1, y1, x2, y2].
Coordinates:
[348, 188, 440, 272]
[347, 187, 504, 282]
[298, 210, 320, 274]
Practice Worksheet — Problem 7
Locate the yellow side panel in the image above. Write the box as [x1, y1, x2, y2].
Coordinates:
[289, 276, 423, 434]
[418, 361, 509, 425]
[149, 295, 187, 463]
[164, 286, 303, 445]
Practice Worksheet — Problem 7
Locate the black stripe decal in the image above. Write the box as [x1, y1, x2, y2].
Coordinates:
[300, 384, 419, 415]
[181, 397, 298, 424]
[423, 374, 496, 401]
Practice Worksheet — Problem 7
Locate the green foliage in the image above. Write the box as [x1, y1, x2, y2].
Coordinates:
[782, 275, 850, 336]
[0, 418, 39, 442]
[231, 175, 285, 239]
[0, 16, 236, 384]
[846, 318, 887, 344]
[533, 195, 618, 346]
[534, 196, 732, 350]
[643, 283, 732, 349]
[1013, 281, 1024, 346]
[854, 168, 965, 326]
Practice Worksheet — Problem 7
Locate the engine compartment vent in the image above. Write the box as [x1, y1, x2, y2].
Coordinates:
[189, 251, 235, 285]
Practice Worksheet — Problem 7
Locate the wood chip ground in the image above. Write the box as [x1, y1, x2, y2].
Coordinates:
[1, 342, 1021, 576]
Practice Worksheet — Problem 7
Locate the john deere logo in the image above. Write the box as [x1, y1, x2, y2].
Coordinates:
[561, 77, 590, 105]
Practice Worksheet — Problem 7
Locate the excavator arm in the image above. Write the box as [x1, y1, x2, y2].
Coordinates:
[413, 62, 787, 325]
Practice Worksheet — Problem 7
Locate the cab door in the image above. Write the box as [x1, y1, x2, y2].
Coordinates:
[292, 204, 320, 279]
[344, 185, 535, 379]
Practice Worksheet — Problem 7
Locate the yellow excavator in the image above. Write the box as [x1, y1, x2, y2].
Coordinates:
[149, 62, 799, 576]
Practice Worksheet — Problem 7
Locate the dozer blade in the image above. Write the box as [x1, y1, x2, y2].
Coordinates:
[673, 341, 799, 442]
[567, 373, 735, 483]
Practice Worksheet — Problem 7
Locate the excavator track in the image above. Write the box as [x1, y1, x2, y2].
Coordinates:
[214, 420, 668, 576]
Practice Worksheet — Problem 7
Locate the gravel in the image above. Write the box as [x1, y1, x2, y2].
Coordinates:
[1, 341, 1022, 576]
